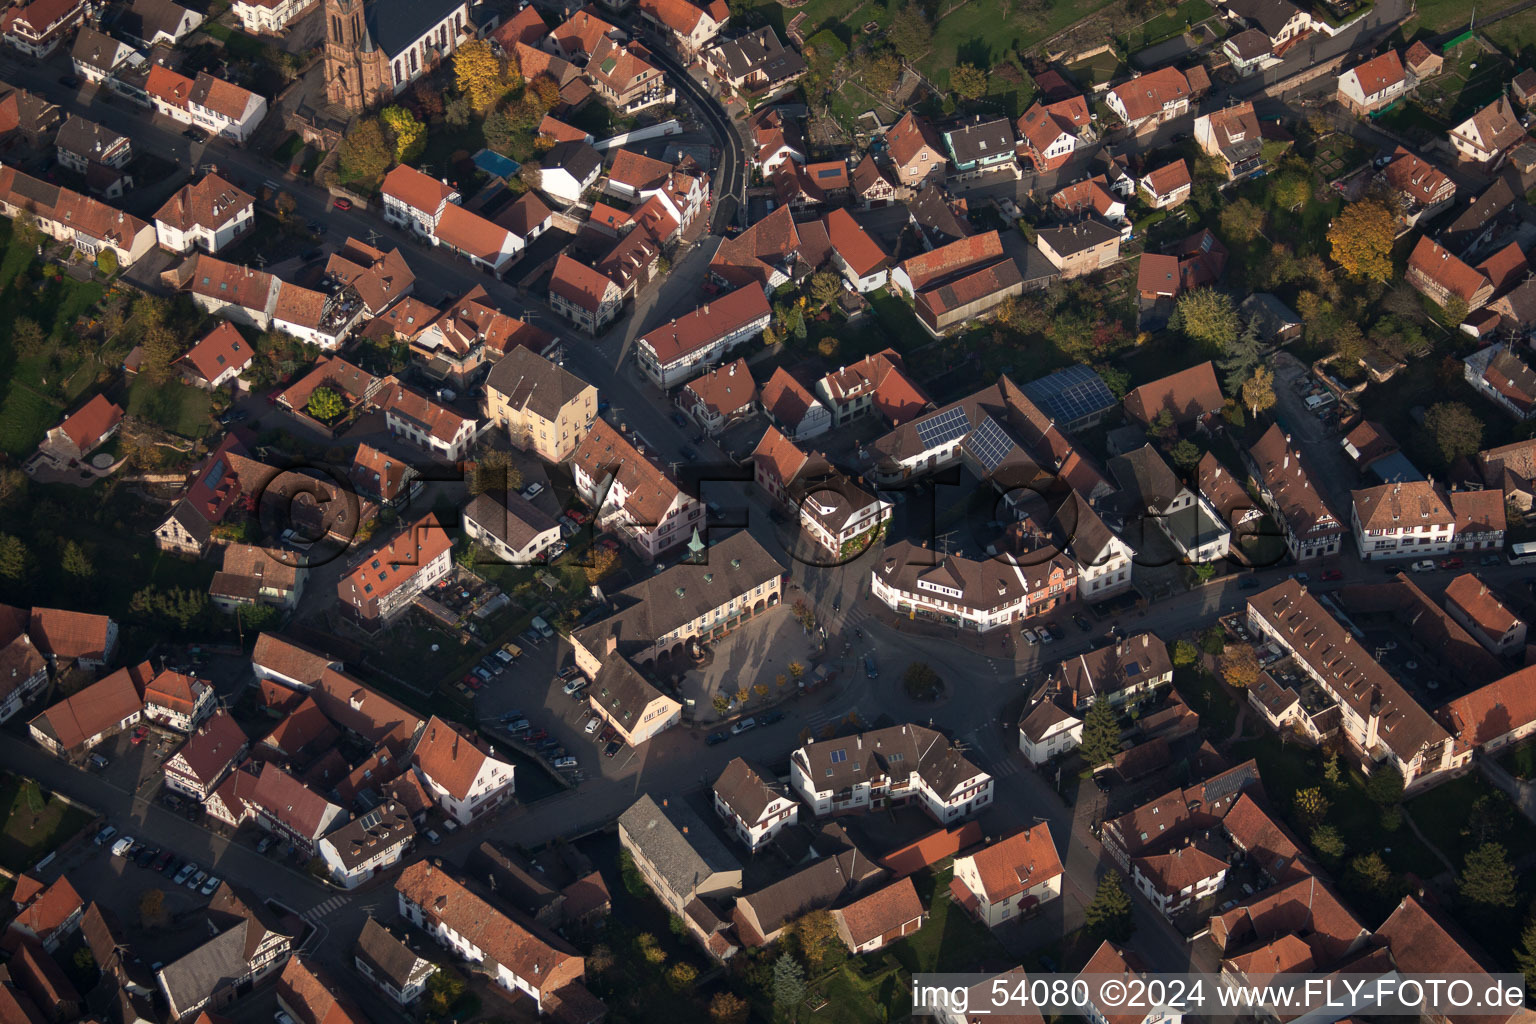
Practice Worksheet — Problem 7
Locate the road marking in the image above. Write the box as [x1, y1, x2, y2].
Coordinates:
[301, 894, 351, 922]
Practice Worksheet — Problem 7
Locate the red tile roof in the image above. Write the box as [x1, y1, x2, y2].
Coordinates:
[181, 322, 252, 383]
[10, 874, 82, 943]
[760, 367, 820, 430]
[550, 254, 619, 313]
[491, 3, 547, 48]
[833, 876, 924, 948]
[683, 358, 757, 417]
[154, 173, 253, 233]
[1408, 236, 1491, 303]
[249, 761, 341, 840]
[1142, 158, 1191, 197]
[887, 110, 944, 172]
[145, 64, 193, 108]
[30, 663, 144, 751]
[1439, 663, 1536, 746]
[26, 607, 114, 662]
[169, 710, 249, 787]
[276, 955, 366, 1024]
[959, 825, 1062, 902]
[144, 668, 210, 716]
[380, 164, 456, 215]
[1343, 49, 1404, 95]
[413, 714, 507, 801]
[608, 148, 672, 192]
[1137, 252, 1181, 297]
[818, 348, 930, 424]
[897, 230, 1004, 291]
[824, 208, 888, 277]
[340, 513, 452, 609]
[56, 393, 122, 453]
[638, 283, 770, 365]
[1109, 66, 1190, 122]
[1122, 361, 1223, 425]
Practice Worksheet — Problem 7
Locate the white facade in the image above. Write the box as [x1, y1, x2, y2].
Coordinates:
[951, 854, 1062, 927]
[1019, 713, 1082, 765]
[189, 91, 267, 145]
[462, 510, 561, 564]
[396, 890, 555, 1011]
[384, 405, 477, 461]
[30, 706, 141, 756]
[381, 181, 460, 238]
[318, 833, 411, 889]
[1076, 534, 1135, 599]
[155, 202, 254, 255]
[231, 0, 315, 33]
[636, 307, 771, 388]
[789, 749, 993, 823]
[1130, 856, 1225, 918]
[713, 789, 798, 852]
[144, 687, 215, 733]
[382, 2, 474, 96]
[571, 461, 704, 562]
[415, 753, 516, 826]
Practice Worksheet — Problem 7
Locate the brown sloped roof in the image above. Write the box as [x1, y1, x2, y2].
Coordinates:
[1122, 361, 1222, 425]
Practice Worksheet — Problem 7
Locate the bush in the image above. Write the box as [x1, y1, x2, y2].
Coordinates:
[902, 662, 943, 700]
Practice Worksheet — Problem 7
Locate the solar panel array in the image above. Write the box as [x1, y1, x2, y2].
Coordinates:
[914, 406, 970, 450]
[1022, 364, 1116, 424]
[965, 415, 1016, 474]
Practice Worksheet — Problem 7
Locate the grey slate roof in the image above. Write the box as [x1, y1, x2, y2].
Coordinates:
[709, 25, 804, 83]
[321, 800, 413, 871]
[619, 793, 741, 899]
[484, 345, 593, 421]
[1108, 444, 1184, 513]
[363, 0, 471, 59]
[1037, 217, 1120, 257]
[712, 757, 784, 826]
[945, 116, 1015, 166]
[546, 140, 603, 182]
[354, 917, 433, 991]
[156, 922, 256, 1016]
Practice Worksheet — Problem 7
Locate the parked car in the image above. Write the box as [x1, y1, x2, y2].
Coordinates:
[584, 717, 602, 735]
[494, 648, 515, 665]
[527, 729, 548, 742]
[110, 837, 134, 858]
[501, 642, 523, 661]
[760, 711, 786, 726]
[130, 725, 150, 745]
[135, 845, 159, 868]
[1438, 557, 1464, 570]
[150, 850, 173, 872]
[255, 836, 275, 855]
[1411, 560, 1436, 573]
[531, 616, 555, 639]
[473, 666, 493, 683]
[199, 875, 221, 896]
[424, 829, 442, 845]
[1022, 628, 1039, 645]
[562, 677, 587, 696]
[332, 196, 352, 211]
[705, 732, 729, 745]
[521, 482, 544, 500]
[187, 870, 207, 891]
[552, 756, 578, 770]
[1289, 571, 1310, 583]
[1320, 569, 1343, 581]
[89, 754, 109, 770]
[94, 825, 117, 847]
[173, 862, 197, 885]
[1072, 612, 1091, 632]
[1046, 623, 1066, 641]
[731, 717, 757, 736]
[1482, 553, 1502, 566]
[566, 509, 589, 525]
[604, 741, 622, 758]
[671, 411, 688, 428]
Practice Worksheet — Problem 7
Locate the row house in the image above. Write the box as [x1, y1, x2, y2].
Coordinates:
[1243, 424, 1346, 561]
[750, 424, 831, 508]
[462, 491, 562, 564]
[0, 165, 154, 267]
[950, 825, 1063, 927]
[712, 757, 798, 852]
[1133, 842, 1228, 918]
[28, 662, 145, 758]
[1109, 444, 1231, 564]
[410, 287, 543, 387]
[1336, 49, 1409, 115]
[1351, 480, 1471, 559]
[567, 529, 783, 675]
[1247, 580, 1467, 791]
[8, 874, 84, 953]
[209, 543, 308, 613]
[942, 116, 1016, 180]
[145, 66, 268, 144]
[231, 0, 317, 33]
[678, 357, 757, 435]
[636, 0, 726, 58]
[569, 419, 704, 561]
[549, 254, 624, 334]
[871, 540, 1077, 632]
[426, 200, 522, 276]
[248, 761, 346, 856]
[789, 723, 994, 823]
[163, 710, 249, 801]
[0, 633, 49, 725]
[1, 0, 89, 58]
[482, 346, 598, 463]
[354, 919, 436, 1006]
[395, 861, 601, 1017]
[816, 349, 930, 427]
[1449, 94, 1526, 165]
[276, 956, 367, 1024]
[143, 667, 216, 732]
[797, 473, 891, 559]
[1105, 66, 1191, 131]
[380, 164, 460, 238]
[316, 800, 413, 889]
[338, 513, 453, 625]
[731, 837, 885, 948]
[635, 283, 771, 388]
[154, 173, 256, 255]
[156, 885, 293, 1020]
[1379, 147, 1456, 227]
[173, 254, 279, 329]
[1052, 633, 1173, 709]
[888, 231, 1025, 335]
[1017, 95, 1093, 172]
[619, 794, 742, 957]
[1444, 573, 1526, 657]
[323, 239, 416, 319]
[1464, 344, 1536, 420]
[378, 382, 478, 461]
[702, 24, 804, 98]
[1101, 760, 1260, 869]
[761, 367, 832, 441]
[411, 715, 517, 824]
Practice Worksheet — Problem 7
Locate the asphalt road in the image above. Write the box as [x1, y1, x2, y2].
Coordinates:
[639, 41, 746, 233]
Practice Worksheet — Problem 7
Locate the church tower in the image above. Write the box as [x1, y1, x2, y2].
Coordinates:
[323, 0, 388, 113]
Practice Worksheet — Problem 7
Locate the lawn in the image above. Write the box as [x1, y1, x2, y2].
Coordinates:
[1174, 668, 1238, 738]
[915, 0, 1121, 91]
[1404, 772, 1536, 868]
[0, 385, 61, 458]
[1067, 47, 1127, 87]
[201, 20, 266, 60]
[127, 374, 212, 439]
[1483, 6, 1536, 58]
[888, 867, 1009, 973]
[859, 289, 932, 353]
[0, 773, 95, 873]
[1126, 0, 1213, 50]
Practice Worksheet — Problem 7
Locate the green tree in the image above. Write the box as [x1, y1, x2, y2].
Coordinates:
[710, 991, 750, 1024]
[1327, 199, 1395, 282]
[468, 446, 523, 496]
[1220, 198, 1266, 242]
[788, 909, 843, 971]
[1146, 408, 1178, 445]
[1218, 318, 1265, 392]
[1220, 642, 1261, 689]
[1100, 365, 1131, 399]
[1365, 763, 1405, 806]
[1170, 440, 1201, 471]
[809, 271, 842, 307]
[0, 534, 30, 582]
[380, 105, 426, 162]
[1466, 793, 1514, 845]
[950, 63, 987, 100]
[338, 118, 394, 183]
[1172, 639, 1199, 667]
[1323, 751, 1342, 788]
[1175, 288, 1240, 348]
[1200, 626, 1226, 655]
[666, 962, 698, 992]
[12, 316, 45, 357]
[588, 944, 614, 974]
[1192, 562, 1217, 582]
[635, 932, 667, 965]
[454, 38, 510, 111]
[886, 2, 930, 62]
[1084, 872, 1134, 941]
[1423, 402, 1484, 467]
[1311, 824, 1346, 864]
[1460, 843, 1518, 909]
[1273, 169, 1311, 211]
[1346, 852, 1393, 899]
[902, 661, 943, 700]
[1240, 366, 1278, 419]
[427, 969, 466, 1014]
[62, 540, 93, 579]
[306, 386, 346, 423]
[771, 954, 807, 1021]
[1294, 787, 1330, 831]
[72, 946, 97, 975]
[1079, 699, 1121, 766]
[1515, 915, 1536, 998]
[712, 693, 730, 715]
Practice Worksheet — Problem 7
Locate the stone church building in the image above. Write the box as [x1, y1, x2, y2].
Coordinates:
[324, 0, 483, 112]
